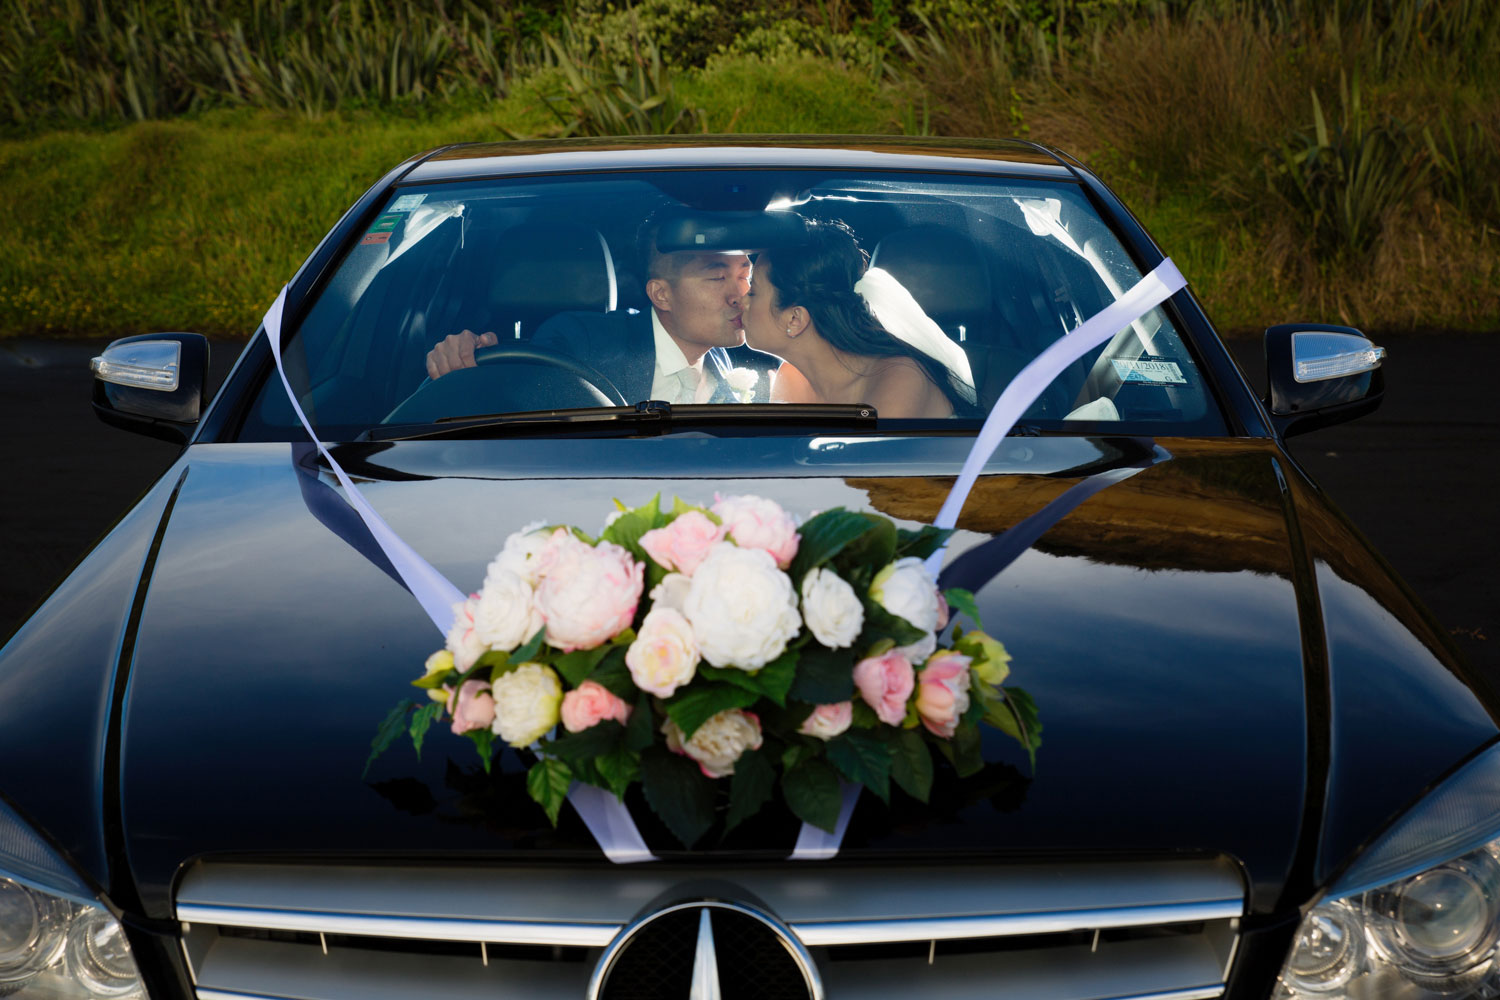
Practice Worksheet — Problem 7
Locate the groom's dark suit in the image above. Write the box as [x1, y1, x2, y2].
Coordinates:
[532, 309, 740, 404]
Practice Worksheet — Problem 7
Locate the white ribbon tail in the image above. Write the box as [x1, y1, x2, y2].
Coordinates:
[565, 783, 657, 864]
[790, 782, 862, 861]
[925, 259, 1187, 575]
[263, 286, 464, 633]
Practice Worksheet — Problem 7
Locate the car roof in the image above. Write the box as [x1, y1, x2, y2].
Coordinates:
[402, 134, 1079, 185]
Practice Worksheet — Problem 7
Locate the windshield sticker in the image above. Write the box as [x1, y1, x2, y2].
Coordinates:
[359, 231, 392, 246]
[389, 193, 426, 212]
[1111, 356, 1187, 385]
[369, 213, 402, 234]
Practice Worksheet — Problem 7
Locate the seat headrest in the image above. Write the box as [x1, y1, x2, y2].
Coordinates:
[869, 226, 991, 325]
[488, 222, 618, 320]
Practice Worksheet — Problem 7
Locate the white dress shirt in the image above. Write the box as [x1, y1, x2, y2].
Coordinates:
[648, 309, 712, 404]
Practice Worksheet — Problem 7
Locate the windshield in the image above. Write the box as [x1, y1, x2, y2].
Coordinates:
[240, 168, 1225, 440]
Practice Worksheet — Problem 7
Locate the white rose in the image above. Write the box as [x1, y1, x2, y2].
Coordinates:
[472, 568, 544, 652]
[870, 557, 941, 632]
[491, 663, 563, 747]
[445, 596, 486, 671]
[626, 607, 700, 698]
[872, 557, 941, 662]
[725, 367, 758, 403]
[800, 567, 864, 648]
[683, 543, 801, 670]
[663, 710, 763, 778]
[487, 521, 551, 588]
[895, 630, 938, 663]
[649, 572, 693, 613]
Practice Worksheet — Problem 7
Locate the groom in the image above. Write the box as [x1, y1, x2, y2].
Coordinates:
[425, 213, 756, 404]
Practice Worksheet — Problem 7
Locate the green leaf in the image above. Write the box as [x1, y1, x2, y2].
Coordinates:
[850, 700, 880, 729]
[896, 524, 953, 560]
[546, 720, 626, 764]
[782, 741, 819, 773]
[670, 496, 720, 523]
[826, 730, 892, 802]
[526, 758, 574, 826]
[601, 493, 663, 561]
[625, 692, 656, 752]
[985, 686, 1042, 773]
[664, 683, 759, 739]
[789, 644, 855, 704]
[840, 515, 898, 574]
[596, 748, 640, 800]
[782, 758, 842, 833]
[512, 627, 546, 665]
[640, 747, 716, 847]
[699, 648, 797, 706]
[553, 644, 613, 687]
[890, 728, 934, 802]
[725, 749, 776, 834]
[410, 666, 453, 690]
[859, 599, 926, 648]
[789, 509, 877, 584]
[409, 701, 444, 761]
[363, 699, 416, 778]
[943, 587, 982, 629]
[468, 728, 497, 773]
[950, 721, 984, 778]
[586, 646, 634, 699]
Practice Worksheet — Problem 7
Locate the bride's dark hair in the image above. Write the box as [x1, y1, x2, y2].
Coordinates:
[760, 218, 977, 412]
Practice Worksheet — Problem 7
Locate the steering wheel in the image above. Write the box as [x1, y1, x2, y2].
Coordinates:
[467, 344, 629, 407]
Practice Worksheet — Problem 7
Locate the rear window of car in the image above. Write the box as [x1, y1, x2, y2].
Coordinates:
[239, 169, 1227, 440]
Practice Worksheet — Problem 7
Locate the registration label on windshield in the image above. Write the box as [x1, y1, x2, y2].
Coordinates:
[1111, 357, 1187, 384]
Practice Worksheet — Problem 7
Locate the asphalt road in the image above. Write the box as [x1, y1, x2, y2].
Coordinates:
[2, 333, 1496, 678]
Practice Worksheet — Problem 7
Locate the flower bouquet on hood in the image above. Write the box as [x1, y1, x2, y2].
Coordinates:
[366, 494, 1040, 848]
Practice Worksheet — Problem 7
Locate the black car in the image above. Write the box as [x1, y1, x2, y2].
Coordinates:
[2, 136, 1491, 1000]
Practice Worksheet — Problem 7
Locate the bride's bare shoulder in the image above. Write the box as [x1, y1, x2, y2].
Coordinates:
[867, 358, 950, 418]
[770, 363, 820, 403]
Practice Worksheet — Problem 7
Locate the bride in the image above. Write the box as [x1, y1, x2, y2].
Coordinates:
[743, 219, 978, 418]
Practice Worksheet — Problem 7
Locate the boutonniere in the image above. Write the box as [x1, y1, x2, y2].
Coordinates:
[724, 367, 759, 403]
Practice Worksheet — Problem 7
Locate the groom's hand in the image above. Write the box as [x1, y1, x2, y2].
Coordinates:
[426, 329, 498, 379]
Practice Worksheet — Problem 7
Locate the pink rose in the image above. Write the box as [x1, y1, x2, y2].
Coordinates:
[935, 591, 950, 630]
[853, 650, 915, 726]
[560, 680, 632, 733]
[447, 679, 496, 735]
[639, 511, 725, 576]
[533, 530, 644, 651]
[916, 651, 972, 738]
[626, 607, 700, 698]
[712, 494, 799, 569]
[798, 702, 854, 741]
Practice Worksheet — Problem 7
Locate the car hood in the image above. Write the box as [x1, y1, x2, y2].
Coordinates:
[113, 435, 1496, 918]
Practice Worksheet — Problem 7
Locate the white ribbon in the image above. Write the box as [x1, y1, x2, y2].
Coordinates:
[925, 258, 1187, 574]
[265, 254, 1186, 864]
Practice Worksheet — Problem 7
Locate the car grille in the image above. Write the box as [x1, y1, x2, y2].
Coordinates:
[176, 858, 1243, 1000]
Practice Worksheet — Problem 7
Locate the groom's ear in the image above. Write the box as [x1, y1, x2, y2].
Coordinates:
[645, 276, 673, 313]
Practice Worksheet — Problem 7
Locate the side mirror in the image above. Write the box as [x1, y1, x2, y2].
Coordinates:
[1264, 323, 1385, 438]
[91, 333, 209, 445]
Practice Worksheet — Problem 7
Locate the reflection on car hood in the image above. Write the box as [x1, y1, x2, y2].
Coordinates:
[114, 436, 1495, 919]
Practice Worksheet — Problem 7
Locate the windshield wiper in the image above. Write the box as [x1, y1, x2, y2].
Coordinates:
[360, 401, 879, 442]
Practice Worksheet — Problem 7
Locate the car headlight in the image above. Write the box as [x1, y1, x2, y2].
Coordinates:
[0, 797, 145, 998]
[1277, 742, 1500, 1000]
